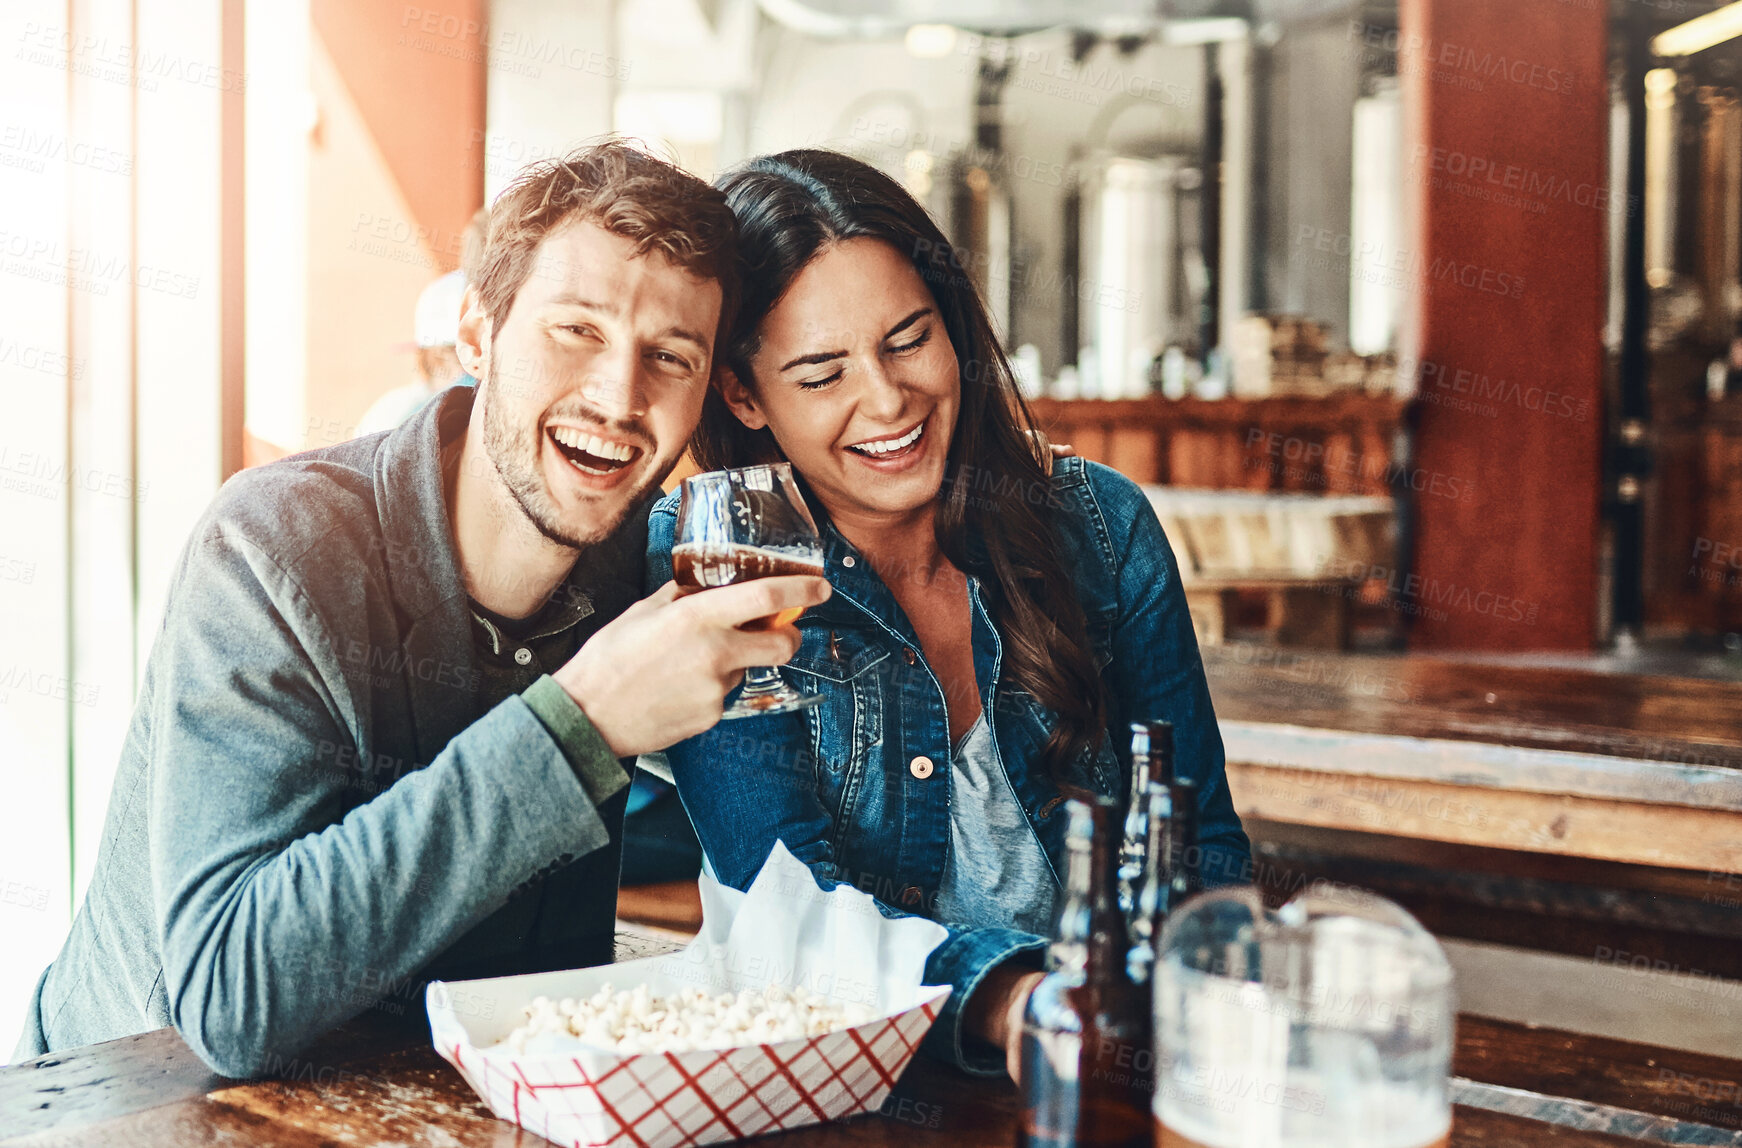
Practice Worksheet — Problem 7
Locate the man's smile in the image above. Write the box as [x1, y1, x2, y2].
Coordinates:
[547, 424, 643, 476]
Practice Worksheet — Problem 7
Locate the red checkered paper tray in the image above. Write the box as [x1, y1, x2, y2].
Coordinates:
[427, 841, 952, 1148]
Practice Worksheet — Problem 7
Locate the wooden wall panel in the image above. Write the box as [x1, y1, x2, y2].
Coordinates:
[312, 0, 486, 265]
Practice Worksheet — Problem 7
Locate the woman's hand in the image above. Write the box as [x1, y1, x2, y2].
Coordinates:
[1000, 969, 1046, 1080]
[964, 962, 1048, 1081]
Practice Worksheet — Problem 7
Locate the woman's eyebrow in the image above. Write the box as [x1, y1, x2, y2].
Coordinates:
[883, 307, 931, 340]
[780, 347, 846, 372]
[777, 308, 934, 373]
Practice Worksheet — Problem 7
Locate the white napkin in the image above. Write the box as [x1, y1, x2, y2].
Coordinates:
[651, 840, 949, 1017]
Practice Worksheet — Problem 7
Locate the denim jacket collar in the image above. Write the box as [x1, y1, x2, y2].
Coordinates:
[804, 503, 1022, 771]
[802, 510, 929, 651]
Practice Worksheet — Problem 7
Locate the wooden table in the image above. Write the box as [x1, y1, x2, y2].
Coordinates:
[7, 931, 1742, 1147]
[1202, 649, 1742, 873]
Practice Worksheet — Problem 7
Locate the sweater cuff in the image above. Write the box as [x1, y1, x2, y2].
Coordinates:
[522, 674, 630, 807]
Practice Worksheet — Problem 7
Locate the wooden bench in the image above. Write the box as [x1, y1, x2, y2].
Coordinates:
[1145, 487, 1394, 649]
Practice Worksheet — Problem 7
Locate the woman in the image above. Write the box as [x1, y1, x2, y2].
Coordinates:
[646, 149, 1250, 1077]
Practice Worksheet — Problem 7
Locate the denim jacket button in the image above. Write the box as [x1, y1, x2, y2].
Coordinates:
[909, 755, 935, 780]
[902, 647, 917, 666]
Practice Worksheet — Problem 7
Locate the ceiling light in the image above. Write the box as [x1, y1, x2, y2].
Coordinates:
[1162, 17, 1249, 46]
[904, 24, 958, 59]
[1644, 67, 1677, 109]
[1653, 1, 1742, 57]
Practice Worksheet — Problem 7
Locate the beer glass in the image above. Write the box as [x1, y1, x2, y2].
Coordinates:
[673, 463, 825, 719]
[1154, 885, 1454, 1148]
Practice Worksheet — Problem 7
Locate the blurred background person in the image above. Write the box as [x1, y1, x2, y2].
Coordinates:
[356, 206, 491, 437]
[355, 268, 468, 436]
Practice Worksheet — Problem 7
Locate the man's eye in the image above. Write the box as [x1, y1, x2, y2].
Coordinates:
[797, 370, 843, 390]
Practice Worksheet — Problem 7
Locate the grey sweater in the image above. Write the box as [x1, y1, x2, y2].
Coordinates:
[13, 386, 636, 1076]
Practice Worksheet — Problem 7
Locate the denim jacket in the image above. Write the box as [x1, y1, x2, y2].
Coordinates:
[645, 458, 1251, 1074]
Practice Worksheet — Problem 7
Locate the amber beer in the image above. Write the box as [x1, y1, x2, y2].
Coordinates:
[1018, 798, 1151, 1148]
[670, 541, 825, 629]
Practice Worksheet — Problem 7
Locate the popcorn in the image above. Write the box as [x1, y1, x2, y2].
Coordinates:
[494, 982, 878, 1055]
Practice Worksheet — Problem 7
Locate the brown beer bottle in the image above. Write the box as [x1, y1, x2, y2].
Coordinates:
[1125, 783, 1173, 989]
[1117, 723, 1162, 917]
[1137, 721, 1175, 790]
[1168, 773, 1200, 904]
[1125, 721, 1175, 987]
[1017, 798, 1151, 1148]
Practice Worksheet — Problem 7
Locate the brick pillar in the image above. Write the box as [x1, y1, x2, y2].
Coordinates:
[1400, 0, 1609, 649]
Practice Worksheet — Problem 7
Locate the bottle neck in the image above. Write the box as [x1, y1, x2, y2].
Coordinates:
[1135, 787, 1174, 933]
[1088, 810, 1131, 976]
[1170, 778, 1200, 897]
[1121, 726, 1172, 904]
[1052, 804, 1131, 978]
[1051, 834, 1092, 974]
[1149, 741, 1176, 788]
[1125, 726, 1174, 809]
[1119, 736, 1154, 887]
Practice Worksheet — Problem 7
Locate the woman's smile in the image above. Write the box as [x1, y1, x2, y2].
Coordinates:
[842, 414, 931, 472]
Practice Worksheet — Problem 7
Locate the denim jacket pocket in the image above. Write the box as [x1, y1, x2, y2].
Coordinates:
[785, 627, 889, 827]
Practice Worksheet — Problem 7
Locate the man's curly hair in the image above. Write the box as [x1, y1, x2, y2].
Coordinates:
[472, 139, 740, 350]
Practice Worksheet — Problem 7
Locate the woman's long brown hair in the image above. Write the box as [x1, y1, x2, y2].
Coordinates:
[694, 149, 1108, 786]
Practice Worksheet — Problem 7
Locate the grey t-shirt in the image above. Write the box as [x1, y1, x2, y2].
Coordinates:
[933, 714, 1059, 935]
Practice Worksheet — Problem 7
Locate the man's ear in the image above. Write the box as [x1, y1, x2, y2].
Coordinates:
[716, 367, 769, 430]
[456, 286, 490, 380]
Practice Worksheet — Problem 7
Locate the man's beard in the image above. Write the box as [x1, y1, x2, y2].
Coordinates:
[479, 360, 661, 550]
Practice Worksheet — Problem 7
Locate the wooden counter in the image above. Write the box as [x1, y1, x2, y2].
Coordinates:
[1202, 648, 1742, 872]
[1029, 393, 1409, 493]
[7, 931, 1742, 1148]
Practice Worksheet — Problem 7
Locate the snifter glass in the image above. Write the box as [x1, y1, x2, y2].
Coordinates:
[1154, 885, 1455, 1148]
[673, 463, 825, 719]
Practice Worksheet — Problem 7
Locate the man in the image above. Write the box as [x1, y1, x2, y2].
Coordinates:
[13, 142, 829, 1077]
